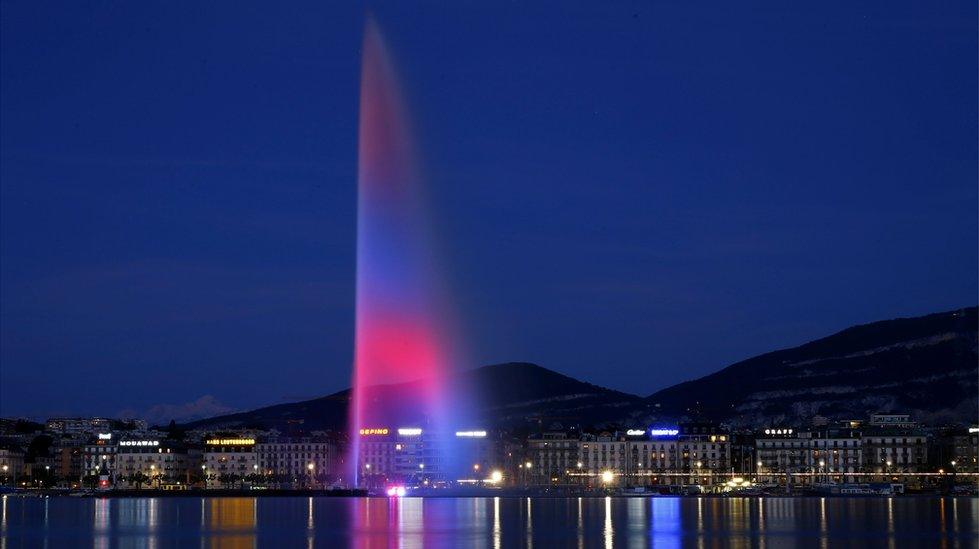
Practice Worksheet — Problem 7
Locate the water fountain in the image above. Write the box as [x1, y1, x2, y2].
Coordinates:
[348, 17, 476, 489]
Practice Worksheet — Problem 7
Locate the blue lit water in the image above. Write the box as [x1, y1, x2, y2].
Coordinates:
[1, 495, 976, 547]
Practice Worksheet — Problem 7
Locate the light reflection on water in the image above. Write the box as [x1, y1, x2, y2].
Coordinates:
[0, 495, 976, 548]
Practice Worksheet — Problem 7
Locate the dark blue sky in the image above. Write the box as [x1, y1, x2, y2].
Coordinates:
[2, 1, 976, 421]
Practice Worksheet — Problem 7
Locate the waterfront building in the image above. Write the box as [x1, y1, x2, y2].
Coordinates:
[575, 425, 731, 487]
[356, 427, 495, 488]
[755, 428, 811, 485]
[577, 429, 670, 487]
[578, 432, 628, 485]
[728, 433, 757, 475]
[861, 429, 928, 475]
[117, 437, 200, 489]
[356, 427, 404, 486]
[930, 426, 979, 473]
[203, 437, 257, 487]
[528, 430, 578, 484]
[51, 439, 85, 485]
[0, 444, 25, 482]
[82, 433, 117, 485]
[676, 423, 731, 483]
[453, 429, 495, 482]
[956, 427, 979, 470]
[636, 431, 679, 479]
[809, 429, 862, 482]
[255, 436, 337, 487]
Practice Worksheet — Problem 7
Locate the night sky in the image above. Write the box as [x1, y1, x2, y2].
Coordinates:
[1, 2, 976, 422]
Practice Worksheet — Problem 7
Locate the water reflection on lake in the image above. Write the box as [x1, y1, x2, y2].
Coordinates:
[1, 495, 976, 548]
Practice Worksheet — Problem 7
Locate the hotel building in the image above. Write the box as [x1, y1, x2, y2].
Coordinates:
[116, 437, 200, 488]
[203, 437, 257, 486]
[755, 428, 811, 485]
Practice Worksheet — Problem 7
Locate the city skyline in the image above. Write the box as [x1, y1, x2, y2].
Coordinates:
[2, 2, 977, 421]
[0, 3, 976, 546]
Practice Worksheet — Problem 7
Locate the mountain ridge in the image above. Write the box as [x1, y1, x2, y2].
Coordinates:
[181, 306, 977, 431]
[644, 307, 978, 426]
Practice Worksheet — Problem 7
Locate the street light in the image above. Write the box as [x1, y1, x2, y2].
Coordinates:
[601, 470, 614, 484]
[490, 470, 503, 483]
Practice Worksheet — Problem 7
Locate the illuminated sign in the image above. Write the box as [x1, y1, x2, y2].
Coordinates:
[97, 433, 112, 440]
[763, 429, 793, 435]
[649, 429, 679, 437]
[455, 430, 487, 438]
[626, 429, 646, 436]
[205, 438, 256, 445]
[969, 427, 979, 434]
[359, 428, 389, 436]
[397, 428, 422, 436]
[119, 440, 159, 447]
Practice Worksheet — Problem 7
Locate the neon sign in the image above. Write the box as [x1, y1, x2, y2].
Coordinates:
[626, 429, 646, 436]
[119, 440, 159, 447]
[763, 429, 793, 435]
[455, 430, 487, 438]
[397, 428, 422, 436]
[360, 428, 389, 436]
[649, 429, 679, 436]
[97, 433, 112, 440]
[206, 438, 255, 445]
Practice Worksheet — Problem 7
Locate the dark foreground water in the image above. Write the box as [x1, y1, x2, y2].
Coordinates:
[1, 495, 976, 548]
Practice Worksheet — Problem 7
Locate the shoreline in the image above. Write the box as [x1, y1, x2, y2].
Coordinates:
[2, 488, 968, 499]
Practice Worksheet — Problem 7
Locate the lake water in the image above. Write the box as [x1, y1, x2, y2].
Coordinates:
[1, 495, 976, 548]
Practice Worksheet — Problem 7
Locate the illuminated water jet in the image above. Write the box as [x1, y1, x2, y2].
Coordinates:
[348, 17, 473, 487]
